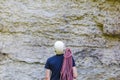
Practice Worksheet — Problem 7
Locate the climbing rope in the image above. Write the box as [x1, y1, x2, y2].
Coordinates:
[60, 48, 73, 80]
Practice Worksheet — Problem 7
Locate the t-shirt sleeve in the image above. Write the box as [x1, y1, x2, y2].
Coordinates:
[72, 57, 76, 67]
[45, 59, 50, 69]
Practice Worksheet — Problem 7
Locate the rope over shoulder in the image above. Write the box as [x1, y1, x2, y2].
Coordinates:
[60, 48, 73, 80]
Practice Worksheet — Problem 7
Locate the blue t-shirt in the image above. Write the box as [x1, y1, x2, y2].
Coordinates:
[45, 54, 76, 80]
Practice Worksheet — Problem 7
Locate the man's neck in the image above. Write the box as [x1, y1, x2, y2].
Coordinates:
[56, 54, 63, 56]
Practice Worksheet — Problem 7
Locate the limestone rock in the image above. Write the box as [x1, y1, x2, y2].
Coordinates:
[0, 0, 120, 80]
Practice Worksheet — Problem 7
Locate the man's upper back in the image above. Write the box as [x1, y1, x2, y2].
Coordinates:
[45, 54, 64, 80]
[45, 54, 75, 80]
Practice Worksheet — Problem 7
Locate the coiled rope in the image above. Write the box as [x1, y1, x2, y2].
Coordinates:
[60, 48, 73, 80]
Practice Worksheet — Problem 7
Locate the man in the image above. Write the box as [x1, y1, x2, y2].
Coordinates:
[45, 41, 78, 80]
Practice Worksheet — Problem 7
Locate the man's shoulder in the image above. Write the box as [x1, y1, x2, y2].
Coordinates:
[47, 55, 56, 61]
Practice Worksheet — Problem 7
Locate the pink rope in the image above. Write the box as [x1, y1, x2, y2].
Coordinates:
[60, 48, 73, 80]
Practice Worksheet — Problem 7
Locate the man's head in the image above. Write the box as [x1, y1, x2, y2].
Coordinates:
[54, 41, 65, 55]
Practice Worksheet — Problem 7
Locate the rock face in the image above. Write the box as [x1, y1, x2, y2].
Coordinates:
[0, 0, 120, 80]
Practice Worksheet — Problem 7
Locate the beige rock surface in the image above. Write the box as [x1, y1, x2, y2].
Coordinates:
[0, 0, 120, 80]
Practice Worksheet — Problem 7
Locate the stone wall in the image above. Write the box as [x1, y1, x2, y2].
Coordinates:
[0, 0, 120, 80]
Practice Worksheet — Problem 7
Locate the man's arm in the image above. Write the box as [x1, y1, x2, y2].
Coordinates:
[45, 69, 50, 80]
[73, 67, 78, 79]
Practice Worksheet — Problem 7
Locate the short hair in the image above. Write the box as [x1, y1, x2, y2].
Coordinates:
[54, 41, 65, 54]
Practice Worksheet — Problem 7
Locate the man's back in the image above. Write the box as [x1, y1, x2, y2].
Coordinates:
[45, 54, 64, 80]
[45, 54, 75, 80]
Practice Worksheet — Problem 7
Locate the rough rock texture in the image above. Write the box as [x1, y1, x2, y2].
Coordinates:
[0, 0, 120, 80]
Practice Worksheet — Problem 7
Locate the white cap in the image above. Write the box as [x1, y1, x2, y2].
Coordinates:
[54, 41, 65, 54]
